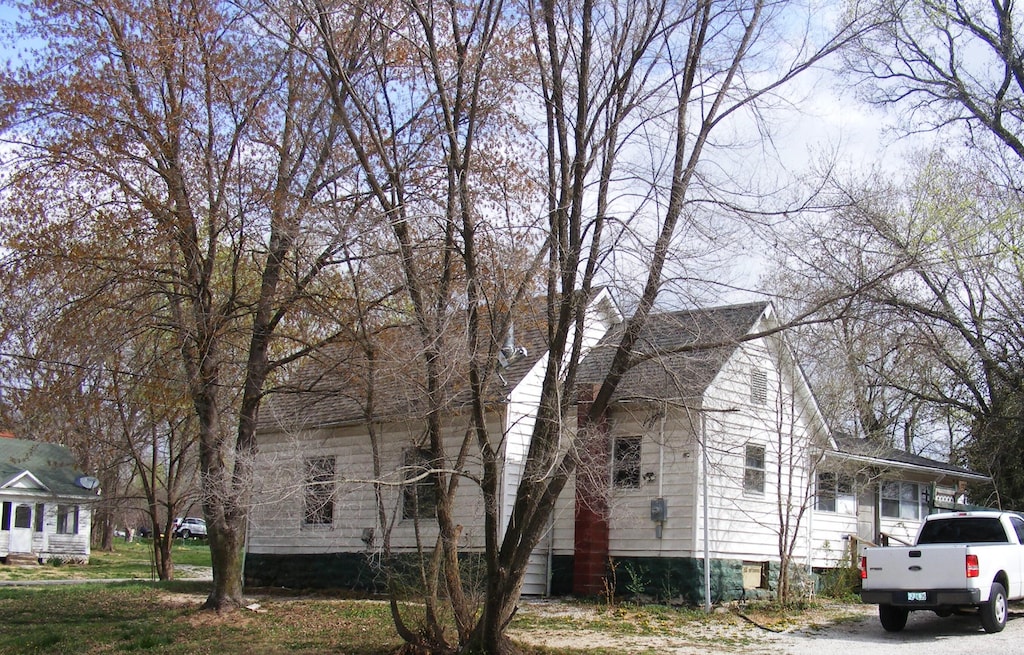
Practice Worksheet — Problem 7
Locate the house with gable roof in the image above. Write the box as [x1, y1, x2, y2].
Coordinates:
[246, 289, 622, 595]
[244, 297, 990, 602]
[544, 303, 989, 600]
[0, 434, 99, 564]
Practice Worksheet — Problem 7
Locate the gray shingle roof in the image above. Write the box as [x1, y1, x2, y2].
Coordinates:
[259, 300, 552, 433]
[260, 300, 771, 432]
[576, 302, 770, 402]
[832, 435, 988, 480]
[0, 438, 98, 498]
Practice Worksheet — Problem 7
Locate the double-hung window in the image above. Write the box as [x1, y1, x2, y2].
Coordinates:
[402, 448, 437, 520]
[744, 444, 765, 494]
[612, 436, 642, 489]
[881, 481, 921, 520]
[304, 456, 336, 526]
[816, 472, 856, 514]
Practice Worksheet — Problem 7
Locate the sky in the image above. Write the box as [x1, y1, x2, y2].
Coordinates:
[0, 0, 939, 309]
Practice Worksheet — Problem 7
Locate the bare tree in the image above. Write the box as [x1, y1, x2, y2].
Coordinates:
[840, 0, 1024, 504]
[1, 0, 370, 609]
[769, 151, 1024, 505]
[300, 0, 873, 651]
[846, 0, 1024, 163]
[0, 220, 205, 577]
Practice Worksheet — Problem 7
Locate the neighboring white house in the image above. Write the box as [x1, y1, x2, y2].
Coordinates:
[0, 434, 99, 564]
[812, 434, 990, 564]
[245, 298, 990, 602]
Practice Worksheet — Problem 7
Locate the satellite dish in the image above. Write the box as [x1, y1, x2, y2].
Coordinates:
[77, 476, 100, 490]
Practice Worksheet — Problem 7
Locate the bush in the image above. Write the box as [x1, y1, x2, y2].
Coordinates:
[817, 565, 860, 601]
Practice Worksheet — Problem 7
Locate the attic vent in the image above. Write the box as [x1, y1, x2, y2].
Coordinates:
[750, 368, 767, 405]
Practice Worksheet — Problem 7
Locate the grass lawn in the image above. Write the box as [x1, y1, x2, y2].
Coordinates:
[0, 539, 211, 582]
[0, 575, 868, 655]
[0, 582, 407, 655]
[0, 544, 866, 654]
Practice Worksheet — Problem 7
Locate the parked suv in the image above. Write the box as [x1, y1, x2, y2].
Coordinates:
[173, 517, 207, 539]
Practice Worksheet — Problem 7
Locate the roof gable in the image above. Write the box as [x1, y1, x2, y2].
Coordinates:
[576, 301, 771, 403]
[1, 470, 49, 491]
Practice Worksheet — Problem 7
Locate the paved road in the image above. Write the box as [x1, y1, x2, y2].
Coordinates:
[0, 576, 213, 586]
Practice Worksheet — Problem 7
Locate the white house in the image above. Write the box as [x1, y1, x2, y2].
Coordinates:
[247, 290, 621, 595]
[545, 302, 988, 600]
[0, 435, 99, 564]
[245, 298, 989, 602]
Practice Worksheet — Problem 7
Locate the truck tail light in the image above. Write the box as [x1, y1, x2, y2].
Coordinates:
[966, 554, 979, 578]
[860, 556, 867, 579]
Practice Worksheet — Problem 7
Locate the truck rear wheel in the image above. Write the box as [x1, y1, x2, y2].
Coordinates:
[981, 582, 1007, 633]
[879, 604, 909, 632]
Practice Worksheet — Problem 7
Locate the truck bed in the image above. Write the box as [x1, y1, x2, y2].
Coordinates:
[862, 544, 973, 592]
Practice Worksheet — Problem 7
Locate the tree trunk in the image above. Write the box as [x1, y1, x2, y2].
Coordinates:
[153, 533, 174, 581]
[465, 577, 522, 655]
[203, 522, 245, 610]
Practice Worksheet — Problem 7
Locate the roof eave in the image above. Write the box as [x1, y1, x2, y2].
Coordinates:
[825, 450, 991, 483]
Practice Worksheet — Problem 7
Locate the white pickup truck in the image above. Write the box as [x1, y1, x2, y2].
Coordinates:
[860, 511, 1024, 633]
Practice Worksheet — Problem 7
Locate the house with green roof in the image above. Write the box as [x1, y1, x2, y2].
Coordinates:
[0, 435, 100, 564]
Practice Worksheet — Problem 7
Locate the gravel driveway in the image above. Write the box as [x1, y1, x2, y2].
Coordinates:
[514, 600, 1024, 654]
[776, 603, 1024, 655]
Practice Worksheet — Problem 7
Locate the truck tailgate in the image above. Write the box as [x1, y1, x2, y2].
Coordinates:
[863, 545, 969, 590]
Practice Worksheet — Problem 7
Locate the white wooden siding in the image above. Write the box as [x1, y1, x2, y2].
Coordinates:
[604, 409, 699, 558]
[807, 512, 859, 568]
[248, 415, 497, 556]
[695, 335, 815, 566]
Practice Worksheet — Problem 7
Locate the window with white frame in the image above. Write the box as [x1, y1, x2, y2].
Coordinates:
[56, 505, 79, 534]
[613, 436, 642, 489]
[816, 472, 856, 514]
[744, 444, 765, 493]
[303, 456, 336, 526]
[881, 481, 921, 520]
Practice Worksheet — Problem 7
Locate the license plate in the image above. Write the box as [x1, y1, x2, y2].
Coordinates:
[907, 592, 927, 602]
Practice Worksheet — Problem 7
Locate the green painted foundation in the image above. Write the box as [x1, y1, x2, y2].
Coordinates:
[247, 551, 784, 603]
[246, 552, 383, 591]
[551, 554, 778, 603]
[245, 551, 490, 594]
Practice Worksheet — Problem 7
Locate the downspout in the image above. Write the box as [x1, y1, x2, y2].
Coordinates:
[805, 452, 814, 600]
[657, 402, 666, 541]
[545, 511, 554, 597]
[702, 410, 711, 613]
[659, 404, 666, 498]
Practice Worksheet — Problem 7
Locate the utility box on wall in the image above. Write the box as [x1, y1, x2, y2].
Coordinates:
[650, 497, 667, 522]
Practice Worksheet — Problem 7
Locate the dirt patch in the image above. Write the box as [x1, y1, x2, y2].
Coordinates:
[159, 592, 206, 607]
[510, 599, 875, 654]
